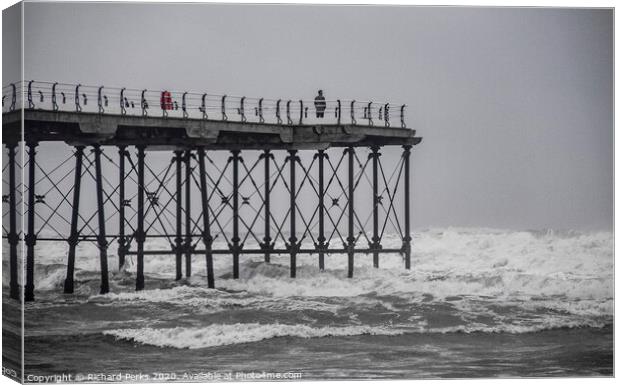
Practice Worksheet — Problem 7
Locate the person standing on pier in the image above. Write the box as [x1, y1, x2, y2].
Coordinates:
[314, 90, 326, 118]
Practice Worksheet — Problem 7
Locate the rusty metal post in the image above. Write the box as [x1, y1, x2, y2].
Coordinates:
[64, 146, 84, 294]
[135, 146, 146, 290]
[370, 146, 381, 268]
[184, 150, 192, 277]
[347, 147, 355, 278]
[261, 150, 272, 263]
[197, 148, 214, 288]
[174, 150, 183, 280]
[403, 145, 412, 269]
[25, 142, 37, 301]
[288, 150, 298, 278]
[7, 143, 20, 299]
[231, 150, 241, 278]
[93, 145, 110, 294]
[316, 149, 327, 271]
[118, 146, 127, 270]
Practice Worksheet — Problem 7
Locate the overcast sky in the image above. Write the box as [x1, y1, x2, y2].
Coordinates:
[6, 3, 613, 231]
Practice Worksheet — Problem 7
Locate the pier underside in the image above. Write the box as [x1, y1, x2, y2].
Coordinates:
[3, 109, 421, 301]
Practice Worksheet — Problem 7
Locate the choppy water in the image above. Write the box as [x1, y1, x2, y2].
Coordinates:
[3, 228, 614, 380]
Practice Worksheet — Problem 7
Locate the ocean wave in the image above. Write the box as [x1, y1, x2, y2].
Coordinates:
[104, 323, 403, 349]
[104, 318, 612, 350]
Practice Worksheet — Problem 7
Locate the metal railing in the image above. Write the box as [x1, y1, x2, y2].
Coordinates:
[2, 80, 409, 128]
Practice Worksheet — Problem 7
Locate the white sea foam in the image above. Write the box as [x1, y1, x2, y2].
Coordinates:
[104, 323, 404, 349]
[104, 316, 612, 350]
[9, 228, 613, 321]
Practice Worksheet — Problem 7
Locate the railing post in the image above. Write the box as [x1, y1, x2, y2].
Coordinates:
[336, 100, 341, 125]
[135, 146, 146, 290]
[25, 141, 38, 301]
[276, 99, 282, 124]
[98, 86, 105, 114]
[350, 100, 356, 125]
[7, 143, 20, 299]
[120, 88, 127, 115]
[288, 149, 298, 278]
[316, 149, 327, 271]
[197, 148, 214, 288]
[403, 145, 412, 269]
[93, 145, 109, 294]
[64, 146, 84, 294]
[118, 146, 127, 269]
[347, 147, 355, 278]
[260, 150, 273, 263]
[286, 100, 292, 125]
[27, 80, 34, 109]
[52, 82, 59, 111]
[75, 84, 81, 112]
[231, 150, 241, 278]
[182, 92, 188, 119]
[10, 83, 16, 111]
[201, 93, 208, 120]
[174, 150, 183, 280]
[221, 95, 228, 121]
[184, 149, 192, 277]
[141, 90, 148, 116]
[370, 146, 381, 268]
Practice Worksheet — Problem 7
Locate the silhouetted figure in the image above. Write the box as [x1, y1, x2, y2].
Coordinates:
[314, 90, 326, 118]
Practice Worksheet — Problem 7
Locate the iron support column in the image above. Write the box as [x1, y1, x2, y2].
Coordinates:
[135, 146, 146, 290]
[403, 145, 412, 270]
[231, 150, 241, 279]
[288, 150, 298, 278]
[7, 143, 19, 299]
[371, 146, 381, 268]
[316, 150, 326, 271]
[184, 150, 192, 277]
[174, 150, 183, 280]
[118, 146, 127, 270]
[25, 142, 37, 301]
[93, 145, 109, 294]
[261, 150, 272, 263]
[347, 147, 355, 278]
[64, 146, 84, 294]
[197, 148, 214, 288]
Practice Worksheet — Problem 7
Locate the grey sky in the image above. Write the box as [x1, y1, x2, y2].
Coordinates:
[12, 2, 614, 231]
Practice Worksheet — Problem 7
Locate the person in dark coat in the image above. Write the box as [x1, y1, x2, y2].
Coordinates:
[314, 90, 326, 118]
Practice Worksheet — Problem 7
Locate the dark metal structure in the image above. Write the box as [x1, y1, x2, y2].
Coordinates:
[2, 81, 422, 301]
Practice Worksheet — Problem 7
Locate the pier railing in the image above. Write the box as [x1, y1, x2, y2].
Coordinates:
[2, 81, 409, 128]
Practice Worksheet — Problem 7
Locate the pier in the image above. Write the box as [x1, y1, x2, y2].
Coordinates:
[2, 81, 422, 301]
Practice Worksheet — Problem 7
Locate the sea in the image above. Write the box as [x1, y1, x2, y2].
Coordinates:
[2, 227, 614, 381]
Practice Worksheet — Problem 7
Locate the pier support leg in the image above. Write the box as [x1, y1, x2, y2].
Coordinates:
[94, 145, 109, 294]
[403, 145, 412, 270]
[197, 148, 214, 288]
[261, 150, 272, 263]
[7, 143, 20, 300]
[184, 150, 192, 278]
[135, 146, 146, 291]
[118, 146, 127, 270]
[174, 150, 183, 280]
[25, 142, 37, 301]
[64, 146, 84, 294]
[347, 147, 355, 278]
[371, 146, 381, 268]
[316, 150, 326, 271]
[231, 150, 241, 279]
[288, 150, 298, 278]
